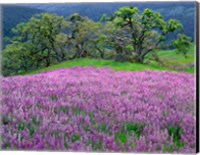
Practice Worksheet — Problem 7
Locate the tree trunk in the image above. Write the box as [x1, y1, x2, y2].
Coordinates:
[56, 56, 63, 63]
[134, 44, 144, 63]
[96, 46, 104, 59]
[137, 55, 144, 63]
[76, 44, 83, 58]
[46, 58, 50, 67]
[46, 49, 51, 67]
[69, 52, 78, 60]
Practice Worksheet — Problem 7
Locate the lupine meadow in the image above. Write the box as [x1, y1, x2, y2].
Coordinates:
[1, 2, 196, 153]
[2, 67, 196, 152]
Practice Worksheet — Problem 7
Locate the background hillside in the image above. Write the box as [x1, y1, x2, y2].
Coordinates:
[2, 2, 196, 41]
[2, 5, 43, 38]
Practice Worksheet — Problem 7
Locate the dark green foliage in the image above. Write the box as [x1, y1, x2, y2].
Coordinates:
[54, 130, 60, 137]
[101, 124, 107, 133]
[167, 126, 184, 151]
[54, 106, 68, 114]
[173, 34, 192, 58]
[2, 116, 10, 125]
[4, 143, 10, 149]
[92, 143, 98, 151]
[99, 140, 103, 151]
[164, 145, 175, 153]
[90, 139, 103, 151]
[18, 121, 25, 131]
[51, 95, 58, 101]
[72, 134, 81, 142]
[3, 3, 195, 39]
[2, 5, 193, 76]
[26, 124, 35, 138]
[2, 12, 101, 76]
[108, 6, 188, 63]
[126, 123, 145, 138]
[83, 126, 90, 132]
[114, 122, 144, 147]
[168, 126, 183, 142]
[63, 133, 68, 148]
[115, 132, 127, 144]
[32, 116, 37, 125]
[114, 54, 130, 62]
[2, 13, 70, 76]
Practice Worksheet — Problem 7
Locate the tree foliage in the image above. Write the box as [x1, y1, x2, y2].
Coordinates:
[68, 14, 100, 58]
[107, 6, 185, 63]
[2, 7, 193, 76]
[173, 34, 192, 58]
[3, 13, 70, 76]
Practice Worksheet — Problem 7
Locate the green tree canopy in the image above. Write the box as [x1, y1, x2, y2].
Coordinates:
[106, 6, 187, 63]
[3, 13, 70, 75]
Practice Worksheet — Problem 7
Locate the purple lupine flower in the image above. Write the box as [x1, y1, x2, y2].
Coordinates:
[1, 67, 196, 153]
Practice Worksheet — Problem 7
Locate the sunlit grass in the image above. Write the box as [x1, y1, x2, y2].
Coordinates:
[20, 47, 195, 75]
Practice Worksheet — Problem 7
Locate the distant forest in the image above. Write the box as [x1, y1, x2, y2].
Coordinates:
[2, 2, 196, 41]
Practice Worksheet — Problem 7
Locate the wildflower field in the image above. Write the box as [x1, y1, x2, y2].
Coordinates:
[1, 67, 196, 153]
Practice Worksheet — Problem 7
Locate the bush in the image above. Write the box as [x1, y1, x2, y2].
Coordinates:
[114, 54, 130, 62]
[161, 58, 185, 71]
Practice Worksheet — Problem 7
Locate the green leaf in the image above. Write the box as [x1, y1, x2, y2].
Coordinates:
[126, 122, 145, 138]
[115, 132, 127, 144]
[72, 134, 81, 142]
[18, 121, 24, 131]
[101, 124, 107, 133]
[26, 124, 35, 138]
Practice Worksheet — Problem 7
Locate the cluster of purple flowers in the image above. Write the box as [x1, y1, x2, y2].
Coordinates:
[1, 67, 196, 153]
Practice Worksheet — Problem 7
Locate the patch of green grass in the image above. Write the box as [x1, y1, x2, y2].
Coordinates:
[54, 106, 68, 114]
[155, 44, 195, 59]
[146, 45, 195, 73]
[18, 121, 24, 131]
[90, 139, 103, 151]
[64, 133, 68, 148]
[21, 58, 189, 75]
[20, 47, 195, 75]
[51, 95, 58, 101]
[126, 122, 145, 138]
[167, 125, 184, 151]
[72, 134, 81, 143]
[115, 132, 127, 144]
[26, 123, 35, 138]
[163, 145, 175, 153]
[101, 124, 107, 133]
[99, 140, 103, 151]
[4, 143, 10, 149]
[157, 49, 194, 64]
[54, 130, 60, 137]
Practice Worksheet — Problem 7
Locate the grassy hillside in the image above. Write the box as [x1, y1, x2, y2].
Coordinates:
[146, 46, 195, 73]
[20, 47, 195, 75]
[21, 56, 194, 76]
[22, 58, 169, 75]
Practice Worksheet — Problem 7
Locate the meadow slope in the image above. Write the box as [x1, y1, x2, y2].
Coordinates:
[2, 67, 196, 152]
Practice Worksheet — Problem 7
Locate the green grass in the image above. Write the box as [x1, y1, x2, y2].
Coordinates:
[155, 47, 195, 64]
[21, 47, 195, 75]
[146, 46, 195, 73]
[22, 58, 175, 75]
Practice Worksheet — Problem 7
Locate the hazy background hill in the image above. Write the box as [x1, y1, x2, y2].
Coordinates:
[2, 2, 196, 42]
[2, 5, 43, 38]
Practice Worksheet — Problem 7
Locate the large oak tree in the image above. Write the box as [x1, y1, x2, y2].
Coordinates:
[107, 6, 187, 63]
